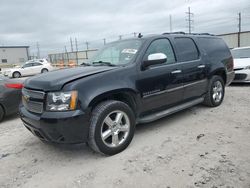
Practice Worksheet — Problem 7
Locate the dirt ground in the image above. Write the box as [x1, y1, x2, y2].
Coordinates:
[0, 85, 249, 188]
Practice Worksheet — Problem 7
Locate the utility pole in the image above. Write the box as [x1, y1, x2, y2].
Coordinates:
[169, 14, 173, 32]
[238, 12, 241, 47]
[36, 42, 40, 59]
[70, 37, 74, 52]
[186, 6, 194, 34]
[85, 42, 89, 50]
[64, 46, 69, 63]
[75, 38, 78, 51]
[119, 35, 122, 40]
[75, 38, 79, 65]
[103, 38, 106, 45]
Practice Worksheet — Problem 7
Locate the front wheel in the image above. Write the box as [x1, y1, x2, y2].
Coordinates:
[0, 105, 4, 122]
[88, 100, 135, 155]
[12, 71, 21, 78]
[203, 75, 225, 107]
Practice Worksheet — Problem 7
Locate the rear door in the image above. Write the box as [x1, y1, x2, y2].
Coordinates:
[173, 37, 207, 101]
[21, 63, 34, 76]
[137, 38, 184, 113]
[32, 62, 43, 74]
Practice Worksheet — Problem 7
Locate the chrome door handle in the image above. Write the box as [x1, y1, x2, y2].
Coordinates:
[197, 65, 205, 69]
[171, 70, 182, 74]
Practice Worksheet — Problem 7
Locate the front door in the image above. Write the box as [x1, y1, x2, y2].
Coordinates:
[136, 38, 184, 113]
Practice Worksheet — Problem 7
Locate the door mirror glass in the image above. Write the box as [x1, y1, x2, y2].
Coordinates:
[142, 53, 167, 69]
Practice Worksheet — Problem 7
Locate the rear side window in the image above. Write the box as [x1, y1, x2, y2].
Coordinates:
[197, 37, 231, 59]
[174, 37, 199, 62]
[144, 38, 175, 64]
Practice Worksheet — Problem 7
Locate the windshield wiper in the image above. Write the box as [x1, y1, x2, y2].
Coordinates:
[92, 61, 116, 67]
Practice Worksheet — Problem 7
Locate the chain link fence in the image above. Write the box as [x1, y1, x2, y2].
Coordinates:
[48, 49, 98, 68]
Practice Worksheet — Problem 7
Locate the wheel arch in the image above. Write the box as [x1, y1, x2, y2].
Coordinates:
[88, 89, 138, 115]
[210, 68, 226, 84]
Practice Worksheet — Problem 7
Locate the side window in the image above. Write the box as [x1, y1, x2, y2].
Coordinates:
[33, 62, 42, 66]
[144, 38, 175, 64]
[174, 37, 199, 62]
[23, 63, 33, 68]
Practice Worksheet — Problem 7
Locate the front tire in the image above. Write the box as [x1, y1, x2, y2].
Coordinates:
[0, 105, 4, 122]
[203, 75, 225, 107]
[88, 100, 135, 155]
[12, 71, 21, 78]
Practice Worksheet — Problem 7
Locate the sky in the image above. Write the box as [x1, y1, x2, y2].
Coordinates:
[0, 0, 250, 57]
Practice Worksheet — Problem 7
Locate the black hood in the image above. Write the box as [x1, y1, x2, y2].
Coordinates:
[24, 66, 116, 91]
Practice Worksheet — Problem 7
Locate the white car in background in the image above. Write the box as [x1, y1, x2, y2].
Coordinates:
[3, 62, 54, 78]
[231, 46, 250, 83]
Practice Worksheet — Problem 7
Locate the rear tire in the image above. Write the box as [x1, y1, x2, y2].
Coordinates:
[0, 105, 4, 122]
[88, 100, 135, 155]
[41, 68, 48, 73]
[13, 71, 21, 78]
[203, 75, 225, 107]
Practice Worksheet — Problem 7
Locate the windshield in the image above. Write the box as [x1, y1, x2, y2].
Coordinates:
[231, 48, 250, 59]
[89, 39, 142, 66]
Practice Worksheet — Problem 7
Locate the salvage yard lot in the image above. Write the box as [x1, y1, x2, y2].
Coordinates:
[0, 85, 250, 188]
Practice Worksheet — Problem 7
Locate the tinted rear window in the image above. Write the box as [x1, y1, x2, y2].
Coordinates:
[174, 37, 199, 62]
[197, 37, 231, 59]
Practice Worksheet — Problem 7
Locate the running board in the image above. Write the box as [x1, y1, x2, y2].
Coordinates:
[137, 97, 204, 124]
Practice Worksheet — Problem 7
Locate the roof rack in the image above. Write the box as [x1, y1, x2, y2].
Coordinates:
[162, 32, 214, 36]
[162, 31, 185, 35]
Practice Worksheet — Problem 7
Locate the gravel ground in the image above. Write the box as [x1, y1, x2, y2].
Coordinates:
[0, 85, 250, 188]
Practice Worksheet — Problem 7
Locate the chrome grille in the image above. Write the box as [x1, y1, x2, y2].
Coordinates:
[22, 88, 45, 114]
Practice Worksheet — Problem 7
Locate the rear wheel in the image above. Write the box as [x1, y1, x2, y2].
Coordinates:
[0, 105, 4, 122]
[41, 68, 48, 73]
[13, 71, 21, 78]
[88, 100, 135, 155]
[203, 75, 225, 107]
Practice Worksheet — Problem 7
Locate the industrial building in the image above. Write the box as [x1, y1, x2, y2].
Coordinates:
[218, 31, 250, 49]
[0, 46, 29, 65]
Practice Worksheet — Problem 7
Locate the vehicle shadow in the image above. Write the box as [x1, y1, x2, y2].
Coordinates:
[1, 113, 19, 123]
[229, 83, 250, 87]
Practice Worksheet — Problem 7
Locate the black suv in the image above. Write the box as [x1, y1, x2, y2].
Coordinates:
[20, 33, 234, 155]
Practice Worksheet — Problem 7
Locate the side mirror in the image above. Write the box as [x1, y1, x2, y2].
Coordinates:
[142, 53, 167, 70]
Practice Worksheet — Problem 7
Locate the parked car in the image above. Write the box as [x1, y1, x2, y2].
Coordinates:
[0, 75, 23, 122]
[231, 46, 250, 83]
[19, 33, 234, 155]
[3, 62, 54, 78]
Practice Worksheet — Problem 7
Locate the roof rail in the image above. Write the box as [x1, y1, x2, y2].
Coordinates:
[162, 32, 214, 36]
[162, 31, 185, 35]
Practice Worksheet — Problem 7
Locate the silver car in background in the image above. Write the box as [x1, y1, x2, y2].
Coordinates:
[231, 46, 250, 83]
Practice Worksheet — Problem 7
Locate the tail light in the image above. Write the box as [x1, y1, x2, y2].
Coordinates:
[227, 56, 234, 71]
[5, 83, 23, 89]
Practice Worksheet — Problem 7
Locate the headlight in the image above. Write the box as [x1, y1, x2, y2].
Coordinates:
[46, 91, 78, 111]
[245, 65, 250, 70]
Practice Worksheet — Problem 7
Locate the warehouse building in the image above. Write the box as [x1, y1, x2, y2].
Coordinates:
[218, 31, 250, 49]
[0, 46, 29, 65]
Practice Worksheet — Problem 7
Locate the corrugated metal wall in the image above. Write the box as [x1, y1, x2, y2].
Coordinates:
[218, 31, 250, 49]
